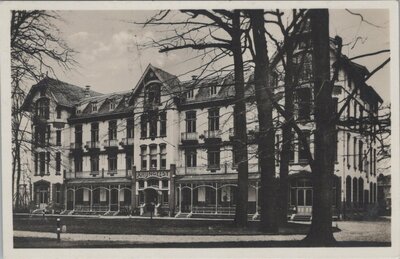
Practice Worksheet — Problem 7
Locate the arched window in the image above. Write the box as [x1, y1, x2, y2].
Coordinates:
[352, 177, 358, 205]
[358, 178, 364, 206]
[346, 176, 352, 205]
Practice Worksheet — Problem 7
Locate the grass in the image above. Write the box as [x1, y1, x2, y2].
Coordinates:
[14, 214, 327, 235]
[14, 237, 390, 248]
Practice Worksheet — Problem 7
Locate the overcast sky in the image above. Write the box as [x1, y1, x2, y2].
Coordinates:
[52, 9, 390, 103]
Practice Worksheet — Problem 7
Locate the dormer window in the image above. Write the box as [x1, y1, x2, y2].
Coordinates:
[186, 89, 194, 99]
[76, 109, 81, 115]
[110, 101, 116, 111]
[210, 84, 218, 96]
[91, 102, 97, 112]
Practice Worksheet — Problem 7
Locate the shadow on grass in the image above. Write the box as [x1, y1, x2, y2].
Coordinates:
[14, 237, 390, 248]
[14, 214, 339, 235]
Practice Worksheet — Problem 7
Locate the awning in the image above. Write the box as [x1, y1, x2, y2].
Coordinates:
[176, 173, 260, 183]
[66, 177, 132, 186]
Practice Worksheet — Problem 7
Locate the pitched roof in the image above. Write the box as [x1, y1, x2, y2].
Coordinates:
[22, 77, 102, 110]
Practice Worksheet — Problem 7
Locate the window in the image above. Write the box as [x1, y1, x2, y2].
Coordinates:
[36, 126, 46, 147]
[140, 146, 147, 170]
[289, 132, 295, 163]
[373, 148, 377, 176]
[108, 154, 117, 172]
[46, 152, 50, 175]
[110, 101, 116, 111]
[56, 152, 61, 174]
[126, 118, 134, 139]
[346, 133, 350, 167]
[358, 140, 363, 171]
[75, 125, 82, 147]
[108, 120, 117, 140]
[56, 130, 61, 146]
[160, 144, 167, 169]
[139, 181, 145, 188]
[39, 152, 46, 175]
[55, 184, 61, 203]
[159, 112, 167, 137]
[146, 84, 161, 105]
[56, 108, 61, 119]
[149, 113, 157, 138]
[186, 111, 196, 133]
[91, 102, 98, 112]
[276, 135, 281, 165]
[208, 148, 220, 170]
[140, 114, 147, 138]
[74, 156, 83, 172]
[299, 131, 310, 161]
[353, 102, 357, 119]
[91, 123, 99, 143]
[186, 149, 197, 167]
[34, 152, 38, 175]
[210, 83, 218, 96]
[46, 125, 51, 145]
[359, 105, 364, 132]
[297, 88, 311, 120]
[126, 154, 132, 171]
[90, 155, 99, 173]
[334, 130, 338, 162]
[150, 145, 157, 169]
[186, 89, 194, 99]
[353, 137, 357, 169]
[36, 98, 49, 119]
[208, 109, 220, 131]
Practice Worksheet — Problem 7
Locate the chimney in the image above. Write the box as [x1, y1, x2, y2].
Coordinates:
[191, 75, 197, 80]
[84, 85, 91, 98]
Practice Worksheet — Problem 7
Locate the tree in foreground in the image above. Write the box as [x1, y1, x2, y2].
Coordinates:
[11, 10, 75, 209]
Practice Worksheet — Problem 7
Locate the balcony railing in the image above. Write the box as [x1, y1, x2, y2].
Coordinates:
[103, 139, 119, 148]
[181, 132, 198, 142]
[70, 142, 83, 149]
[65, 169, 132, 179]
[176, 162, 260, 175]
[121, 137, 134, 146]
[86, 141, 100, 149]
[204, 130, 222, 139]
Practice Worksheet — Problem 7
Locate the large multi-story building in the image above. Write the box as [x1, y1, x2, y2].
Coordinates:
[22, 41, 383, 219]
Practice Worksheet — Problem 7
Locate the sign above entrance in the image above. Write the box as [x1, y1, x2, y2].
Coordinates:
[137, 170, 170, 179]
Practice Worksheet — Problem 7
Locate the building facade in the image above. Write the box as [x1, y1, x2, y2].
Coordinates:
[22, 48, 382, 218]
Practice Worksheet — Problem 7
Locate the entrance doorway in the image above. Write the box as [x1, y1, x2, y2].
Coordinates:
[34, 181, 50, 209]
[297, 188, 313, 214]
[144, 188, 158, 204]
[110, 188, 119, 211]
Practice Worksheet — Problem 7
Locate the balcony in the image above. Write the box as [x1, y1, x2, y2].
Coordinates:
[85, 141, 100, 150]
[121, 137, 134, 147]
[103, 139, 119, 148]
[203, 130, 222, 140]
[181, 132, 198, 142]
[65, 169, 132, 179]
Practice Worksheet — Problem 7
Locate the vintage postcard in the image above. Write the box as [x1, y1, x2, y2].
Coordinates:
[0, 1, 398, 258]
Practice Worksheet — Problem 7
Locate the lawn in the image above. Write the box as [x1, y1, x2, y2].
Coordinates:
[13, 214, 330, 236]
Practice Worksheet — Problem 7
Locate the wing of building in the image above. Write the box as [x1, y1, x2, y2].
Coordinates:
[22, 43, 383, 219]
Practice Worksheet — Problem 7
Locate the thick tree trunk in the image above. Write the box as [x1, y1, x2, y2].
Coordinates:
[278, 39, 294, 226]
[303, 9, 336, 245]
[232, 10, 249, 226]
[249, 9, 278, 232]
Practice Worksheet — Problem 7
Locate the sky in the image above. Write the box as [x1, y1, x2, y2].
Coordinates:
[51, 9, 390, 103]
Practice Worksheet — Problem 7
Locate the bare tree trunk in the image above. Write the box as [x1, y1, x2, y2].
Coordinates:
[278, 39, 294, 225]
[303, 9, 336, 245]
[232, 10, 249, 226]
[249, 9, 278, 232]
[15, 145, 22, 209]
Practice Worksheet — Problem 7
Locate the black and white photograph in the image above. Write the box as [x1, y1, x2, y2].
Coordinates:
[0, 1, 398, 258]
